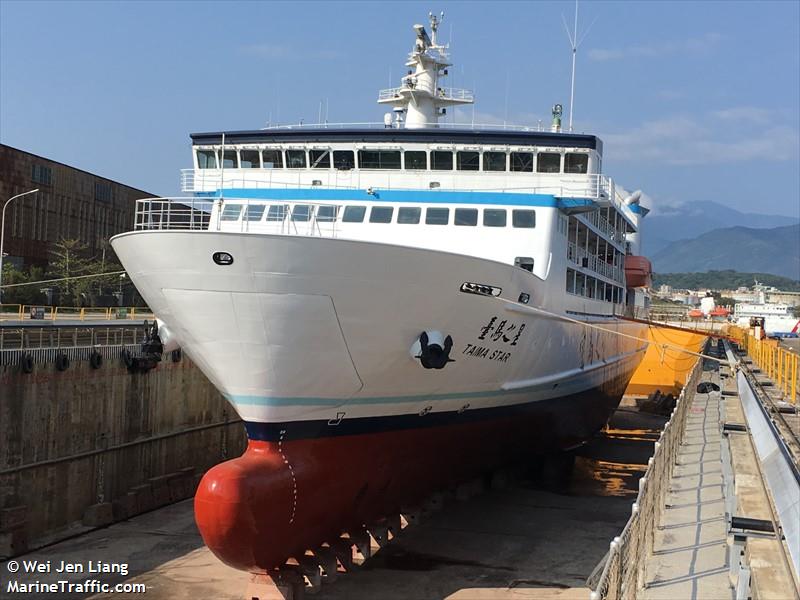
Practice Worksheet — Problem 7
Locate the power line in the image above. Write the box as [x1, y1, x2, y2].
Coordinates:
[0, 270, 127, 290]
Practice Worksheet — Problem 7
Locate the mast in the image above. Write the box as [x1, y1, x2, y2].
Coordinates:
[568, 0, 578, 132]
[377, 13, 474, 129]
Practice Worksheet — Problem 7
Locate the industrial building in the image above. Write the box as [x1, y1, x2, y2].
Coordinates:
[0, 144, 154, 269]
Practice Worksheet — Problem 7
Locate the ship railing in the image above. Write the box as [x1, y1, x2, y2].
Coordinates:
[589, 351, 706, 599]
[259, 120, 542, 131]
[567, 242, 624, 284]
[133, 197, 344, 238]
[134, 197, 213, 231]
[181, 169, 615, 204]
[377, 85, 475, 103]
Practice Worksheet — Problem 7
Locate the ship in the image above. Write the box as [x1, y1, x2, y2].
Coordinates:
[110, 15, 653, 572]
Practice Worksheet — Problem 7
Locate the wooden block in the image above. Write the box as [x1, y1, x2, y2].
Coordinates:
[312, 547, 339, 583]
[330, 538, 354, 571]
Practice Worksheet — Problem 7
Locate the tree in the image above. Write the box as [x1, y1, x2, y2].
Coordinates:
[47, 238, 92, 306]
[0, 264, 47, 306]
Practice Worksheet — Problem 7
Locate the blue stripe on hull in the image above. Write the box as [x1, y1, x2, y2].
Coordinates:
[197, 187, 563, 207]
[242, 369, 635, 442]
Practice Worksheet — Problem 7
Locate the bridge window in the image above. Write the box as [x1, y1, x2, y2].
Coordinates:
[483, 152, 506, 172]
[286, 150, 307, 169]
[359, 150, 401, 169]
[510, 152, 533, 172]
[512, 210, 536, 228]
[404, 151, 427, 170]
[266, 204, 288, 221]
[483, 209, 507, 227]
[565, 153, 588, 174]
[197, 150, 217, 169]
[454, 208, 478, 226]
[244, 205, 265, 221]
[220, 204, 243, 221]
[333, 151, 355, 170]
[426, 207, 449, 225]
[343, 206, 366, 222]
[431, 151, 453, 170]
[310, 149, 331, 169]
[369, 206, 394, 223]
[317, 205, 339, 222]
[291, 205, 313, 222]
[457, 151, 479, 171]
[262, 150, 283, 168]
[398, 207, 421, 224]
[220, 150, 238, 168]
[537, 152, 561, 173]
[239, 150, 260, 169]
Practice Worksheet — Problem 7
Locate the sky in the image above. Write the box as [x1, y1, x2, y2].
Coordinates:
[1, 0, 799, 218]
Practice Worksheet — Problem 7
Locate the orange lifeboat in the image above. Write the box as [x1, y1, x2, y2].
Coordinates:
[624, 255, 652, 288]
[688, 309, 704, 319]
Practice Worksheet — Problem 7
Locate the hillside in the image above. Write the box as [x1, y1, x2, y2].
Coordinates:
[642, 201, 798, 255]
[651, 224, 800, 279]
[652, 271, 800, 291]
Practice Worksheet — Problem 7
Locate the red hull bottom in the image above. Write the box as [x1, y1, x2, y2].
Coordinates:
[195, 373, 631, 572]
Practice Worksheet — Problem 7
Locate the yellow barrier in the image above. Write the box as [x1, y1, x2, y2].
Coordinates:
[730, 325, 798, 405]
[0, 304, 152, 322]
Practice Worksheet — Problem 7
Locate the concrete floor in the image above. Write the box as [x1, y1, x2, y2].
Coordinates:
[0, 407, 665, 600]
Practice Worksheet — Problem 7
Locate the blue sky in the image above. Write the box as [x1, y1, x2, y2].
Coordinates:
[1, 1, 798, 218]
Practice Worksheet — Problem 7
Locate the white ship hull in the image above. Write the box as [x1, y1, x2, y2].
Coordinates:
[112, 230, 647, 439]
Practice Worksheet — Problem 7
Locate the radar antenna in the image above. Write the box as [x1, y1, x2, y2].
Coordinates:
[429, 11, 444, 46]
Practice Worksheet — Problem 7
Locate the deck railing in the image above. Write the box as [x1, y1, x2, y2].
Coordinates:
[589, 349, 706, 599]
[567, 242, 624, 283]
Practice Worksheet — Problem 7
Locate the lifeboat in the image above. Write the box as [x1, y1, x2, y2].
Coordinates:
[624, 255, 652, 288]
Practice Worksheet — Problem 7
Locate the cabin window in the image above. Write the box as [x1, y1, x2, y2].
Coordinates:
[342, 206, 366, 222]
[457, 151, 480, 171]
[219, 150, 238, 169]
[197, 150, 217, 169]
[512, 210, 536, 228]
[483, 209, 507, 227]
[316, 205, 339, 222]
[425, 207, 449, 225]
[431, 151, 453, 170]
[404, 151, 427, 170]
[537, 152, 561, 173]
[333, 151, 355, 170]
[398, 207, 421, 224]
[244, 205, 265, 221]
[566, 268, 576, 293]
[510, 152, 533, 172]
[220, 204, 243, 221]
[266, 204, 289, 221]
[262, 150, 283, 168]
[369, 206, 394, 223]
[454, 208, 478, 226]
[565, 153, 588, 174]
[286, 150, 307, 169]
[310, 149, 331, 169]
[358, 150, 401, 169]
[240, 150, 260, 168]
[483, 152, 506, 172]
[291, 205, 313, 222]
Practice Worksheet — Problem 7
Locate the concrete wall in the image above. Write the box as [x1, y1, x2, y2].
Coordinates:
[0, 349, 246, 558]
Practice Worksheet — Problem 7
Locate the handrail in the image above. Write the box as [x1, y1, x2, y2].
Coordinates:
[0, 305, 152, 322]
[728, 325, 798, 404]
[590, 346, 706, 599]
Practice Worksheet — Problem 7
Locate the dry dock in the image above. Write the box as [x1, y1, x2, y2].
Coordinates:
[2, 324, 799, 599]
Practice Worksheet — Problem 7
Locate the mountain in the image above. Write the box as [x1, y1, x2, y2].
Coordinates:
[652, 271, 800, 291]
[642, 201, 798, 256]
[651, 224, 800, 279]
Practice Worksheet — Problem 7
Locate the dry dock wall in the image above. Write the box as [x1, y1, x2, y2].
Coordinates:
[0, 350, 246, 558]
